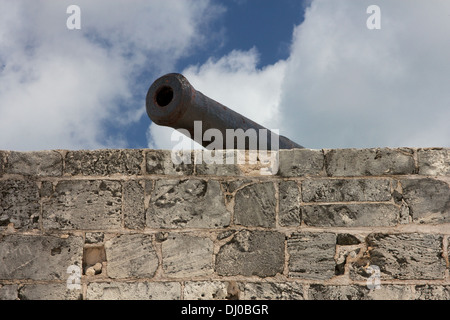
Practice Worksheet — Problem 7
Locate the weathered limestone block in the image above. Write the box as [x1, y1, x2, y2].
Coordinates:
[42, 180, 122, 230]
[414, 285, 450, 300]
[418, 148, 450, 175]
[194, 150, 242, 176]
[308, 284, 414, 300]
[401, 178, 450, 224]
[65, 149, 143, 176]
[5, 151, 62, 177]
[18, 283, 82, 300]
[278, 149, 324, 177]
[0, 151, 6, 177]
[183, 281, 229, 300]
[39, 181, 54, 197]
[0, 234, 83, 280]
[123, 180, 145, 229]
[279, 181, 301, 227]
[85, 232, 104, 244]
[0, 179, 40, 230]
[162, 234, 214, 278]
[105, 234, 158, 279]
[86, 281, 181, 300]
[146, 150, 193, 175]
[308, 285, 370, 300]
[351, 233, 446, 280]
[234, 182, 276, 227]
[0, 284, 18, 300]
[287, 232, 336, 280]
[221, 179, 254, 194]
[147, 179, 230, 228]
[239, 282, 304, 300]
[325, 148, 416, 176]
[215, 230, 284, 277]
[366, 285, 415, 300]
[302, 178, 391, 202]
[302, 203, 399, 227]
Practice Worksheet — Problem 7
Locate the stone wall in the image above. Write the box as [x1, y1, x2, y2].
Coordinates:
[0, 148, 449, 300]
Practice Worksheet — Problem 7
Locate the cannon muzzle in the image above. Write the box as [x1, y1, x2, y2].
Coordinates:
[146, 73, 303, 150]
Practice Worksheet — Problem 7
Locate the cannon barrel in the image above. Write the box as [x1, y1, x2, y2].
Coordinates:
[146, 73, 303, 150]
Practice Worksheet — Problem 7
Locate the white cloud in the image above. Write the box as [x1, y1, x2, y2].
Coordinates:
[0, 0, 222, 151]
[280, 0, 450, 148]
[183, 48, 287, 128]
[151, 0, 450, 151]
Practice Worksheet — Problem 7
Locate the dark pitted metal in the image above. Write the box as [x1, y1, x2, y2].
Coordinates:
[146, 73, 303, 150]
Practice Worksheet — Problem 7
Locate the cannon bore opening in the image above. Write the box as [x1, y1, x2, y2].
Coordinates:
[155, 85, 174, 107]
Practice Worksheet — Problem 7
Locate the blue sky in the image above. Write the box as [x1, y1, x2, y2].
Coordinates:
[178, 0, 308, 69]
[1, 0, 449, 151]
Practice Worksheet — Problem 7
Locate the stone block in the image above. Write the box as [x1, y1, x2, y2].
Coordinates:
[183, 281, 229, 300]
[401, 178, 450, 224]
[85, 232, 104, 244]
[308, 284, 414, 300]
[234, 182, 276, 227]
[239, 282, 304, 300]
[162, 234, 214, 278]
[302, 203, 399, 227]
[302, 178, 391, 202]
[351, 233, 446, 280]
[86, 281, 181, 300]
[287, 232, 336, 280]
[215, 230, 284, 277]
[0, 284, 18, 300]
[5, 151, 62, 177]
[39, 181, 54, 197]
[278, 149, 324, 177]
[105, 234, 158, 279]
[365, 285, 415, 300]
[147, 179, 229, 228]
[0, 151, 7, 177]
[308, 285, 370, 300]
[123, 180, 145, 229]
[0, 234, 83, 280]
[279, 181, 301, 227]
[42, 180, 122, 230]
[194, 150, 242, 176]
[325, 148, 416, 176]
[18, 283, 82, 300]
[0, 179, 40, 230]
[146, 149, 193, 175]
[418, 148, 450, 175]
[414, 285, 450, 300]
[65, 149, 143, 176]
[232, 150, 280, 176]
[221, 179, 254, 193]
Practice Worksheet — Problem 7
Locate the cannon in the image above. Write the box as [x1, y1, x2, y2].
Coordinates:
[146, 73, 303, 150]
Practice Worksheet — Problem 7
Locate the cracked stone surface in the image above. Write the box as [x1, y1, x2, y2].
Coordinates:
[215, 230, 284, 277]
[351, 233, 446, 280]
[147, 179, 230, 228]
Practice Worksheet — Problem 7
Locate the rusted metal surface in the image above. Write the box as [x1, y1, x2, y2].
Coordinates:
[146, 73, 303, 150]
